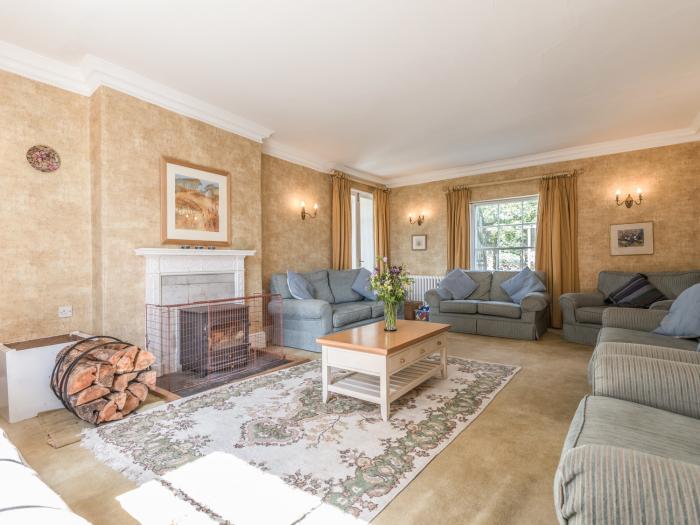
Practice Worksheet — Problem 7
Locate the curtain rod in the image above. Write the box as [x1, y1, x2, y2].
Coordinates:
[445, 169, 580, 192]
[330, 170, 388, 190]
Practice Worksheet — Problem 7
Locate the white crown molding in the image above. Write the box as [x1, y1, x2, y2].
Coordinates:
[262, 139, 335, 173]
[0, 41, 273, 142]
[385, 124, 700, 187]
[0, 40, 90, 95]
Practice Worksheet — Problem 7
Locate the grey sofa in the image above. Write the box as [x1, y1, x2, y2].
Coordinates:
[424, 270, 550, 340]
[269, 269, 401, 352]
[560, 270, 700, 345]
[554, 316, 700, 523]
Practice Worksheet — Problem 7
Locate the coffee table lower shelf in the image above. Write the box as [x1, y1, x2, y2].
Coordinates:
[326, 358, 442, 418]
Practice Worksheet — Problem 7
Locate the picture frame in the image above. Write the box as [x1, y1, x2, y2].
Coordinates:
[610, 222, 653, 256]
[161, 157, 231, 246]
[412, 234, 427, 251]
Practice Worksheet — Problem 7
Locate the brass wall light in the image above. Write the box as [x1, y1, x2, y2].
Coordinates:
[616, 188, 642, 208]
[409, 212, 425, 226]
[300, 201, 318, 220]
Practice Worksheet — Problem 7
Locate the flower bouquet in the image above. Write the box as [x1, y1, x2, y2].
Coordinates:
[369, 257, 414, 331]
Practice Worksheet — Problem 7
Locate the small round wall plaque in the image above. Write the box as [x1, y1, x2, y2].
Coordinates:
[26, 145, 61, 172]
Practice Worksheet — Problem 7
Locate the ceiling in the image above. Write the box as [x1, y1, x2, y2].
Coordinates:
[1, 0, 699, 186]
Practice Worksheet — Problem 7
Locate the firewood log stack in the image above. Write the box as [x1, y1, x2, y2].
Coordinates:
[51, 337, 156, 425]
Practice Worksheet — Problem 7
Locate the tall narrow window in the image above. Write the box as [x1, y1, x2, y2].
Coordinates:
[471, 196, 538, 271]
[351, 189, 375, 271]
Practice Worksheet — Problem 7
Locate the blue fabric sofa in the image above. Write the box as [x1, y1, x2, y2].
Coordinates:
[269, 269, 402, 352]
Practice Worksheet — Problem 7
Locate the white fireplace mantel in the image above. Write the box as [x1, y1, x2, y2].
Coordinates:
[134, 248, 256, 305]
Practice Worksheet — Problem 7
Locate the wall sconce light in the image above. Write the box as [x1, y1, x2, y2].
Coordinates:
[300, 201, 318, 220]
[615, 188, 642, 208]
[409, 212, 425, 226]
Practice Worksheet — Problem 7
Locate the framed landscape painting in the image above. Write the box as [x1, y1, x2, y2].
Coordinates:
[610, 222, 653, 256]
[161, 157, 231, 246]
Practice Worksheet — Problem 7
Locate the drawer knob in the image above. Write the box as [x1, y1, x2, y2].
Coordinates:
[437, 340, 442, 346]
[400, 357, 406, 364]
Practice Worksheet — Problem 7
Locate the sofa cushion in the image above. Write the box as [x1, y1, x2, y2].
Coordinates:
[302, 270, 335, 303]
[329, 269, 363, 303]
[490, 270, 545, 302]
[650, 299, 674, 310]
[287, 271, 314, 300]
[477, 301, 521, 319]
[331, 303, 372, 327]
[351, 268, 376, 300]
[606, 273, 666, 307]
[270, 273, 293, 299]
[440, 300, 479, 314]
[464, 271, 492, 300]
[500, 267, 545, 304]
[654, 283, 700, 338]
[362, 300, 385, 318]
[563, 395, 700, 465]
[598, 327, 699, 351]
[575, 305, 607, 325]
[439, 269, 478, 300]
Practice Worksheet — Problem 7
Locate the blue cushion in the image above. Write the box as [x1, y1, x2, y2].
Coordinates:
[500, 267, 545, 304]
[287, 271, 314, 300]
[653, 283, 700, 338]
[351, 268, 376, 300]
[439, 269, 478, 300]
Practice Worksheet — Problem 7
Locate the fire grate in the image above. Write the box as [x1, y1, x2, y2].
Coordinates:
[145, 294, 285, 396]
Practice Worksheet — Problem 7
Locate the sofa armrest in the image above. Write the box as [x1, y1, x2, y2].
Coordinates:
[555, 445, 700, 525]
[424, 288, 449, 310]
[601, 307, 667, 332]
[559, 292, 605, 324]
[590, 355, 700, 419]
[521, 292, 550, 312]
[275, 299, 332, 320]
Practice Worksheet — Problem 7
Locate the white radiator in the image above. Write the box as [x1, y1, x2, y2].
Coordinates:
[407, 275, 442, 303]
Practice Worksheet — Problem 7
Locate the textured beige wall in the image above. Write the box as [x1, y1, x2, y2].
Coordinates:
[0, 71, 92, 341]
[261, 154, 332, 288]
[93, 88, 263, 344]
[390, 142, 700, 291]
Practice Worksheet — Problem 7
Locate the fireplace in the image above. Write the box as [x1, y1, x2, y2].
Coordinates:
[145, 295, 285, 396]
[179, 302, 251, 375]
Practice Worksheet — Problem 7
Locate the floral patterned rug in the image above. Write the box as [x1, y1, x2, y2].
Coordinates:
[83, 357, 519, 524]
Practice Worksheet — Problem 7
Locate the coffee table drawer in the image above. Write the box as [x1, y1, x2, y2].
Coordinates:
[388, 335, 445, 373]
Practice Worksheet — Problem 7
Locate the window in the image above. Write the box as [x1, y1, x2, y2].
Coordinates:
[471, 196, 538, 271]
[351, 189, 374, 272]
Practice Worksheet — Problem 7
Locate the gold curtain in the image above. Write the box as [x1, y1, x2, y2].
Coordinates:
[373, 188, 390, 270]
[331, 172, 352, 269]
[446, 187, 470, 270]
[535, 173, 580, 328]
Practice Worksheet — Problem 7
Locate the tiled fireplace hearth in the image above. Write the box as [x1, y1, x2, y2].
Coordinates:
[134, 248, 256, 305]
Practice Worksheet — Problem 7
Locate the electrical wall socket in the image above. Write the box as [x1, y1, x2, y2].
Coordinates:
[58, 305, 73, 318]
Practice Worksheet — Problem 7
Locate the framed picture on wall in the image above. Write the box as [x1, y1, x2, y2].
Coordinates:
[610, 222, 653, 256]
[161, 157, 231, 246]
[412, 234, 427, 251]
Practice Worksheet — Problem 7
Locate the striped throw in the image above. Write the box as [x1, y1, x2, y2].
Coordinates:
[606, 273, 666, 307]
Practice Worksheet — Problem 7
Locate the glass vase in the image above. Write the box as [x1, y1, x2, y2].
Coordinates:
[384, 301, 398, 332]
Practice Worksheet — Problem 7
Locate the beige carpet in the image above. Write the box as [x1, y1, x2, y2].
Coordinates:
[0, 332, 592, 525]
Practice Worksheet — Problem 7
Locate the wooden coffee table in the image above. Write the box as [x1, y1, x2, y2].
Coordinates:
[316, 320, 450, 421]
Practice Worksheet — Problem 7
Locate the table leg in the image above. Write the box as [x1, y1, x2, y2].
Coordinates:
[321, 347, 329, 403]
[441, 346, 447, 379]
[380, 365, 390, 421]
